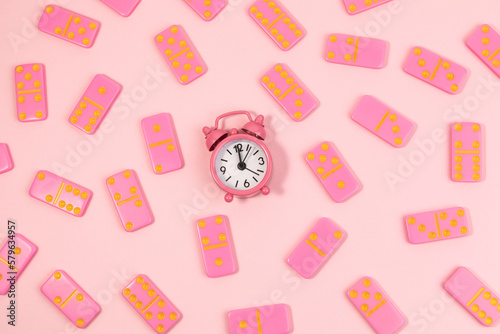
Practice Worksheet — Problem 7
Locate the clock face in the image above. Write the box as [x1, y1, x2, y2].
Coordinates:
[214, 137, 269, 192]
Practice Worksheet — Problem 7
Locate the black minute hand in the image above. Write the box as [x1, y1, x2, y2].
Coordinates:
[237, 148, 243, 163]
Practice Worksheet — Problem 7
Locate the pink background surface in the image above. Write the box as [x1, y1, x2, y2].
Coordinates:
[1, 1, 500, 333]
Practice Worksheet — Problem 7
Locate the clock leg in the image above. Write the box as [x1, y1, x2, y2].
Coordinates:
[224, 193, 234, 203]
[261, 186, 270, 195]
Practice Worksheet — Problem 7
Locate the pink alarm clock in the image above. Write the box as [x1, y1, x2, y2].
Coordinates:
[202, 111, 272, 203]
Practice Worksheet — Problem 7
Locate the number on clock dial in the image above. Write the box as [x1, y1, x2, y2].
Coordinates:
[215, 139, 268, 191]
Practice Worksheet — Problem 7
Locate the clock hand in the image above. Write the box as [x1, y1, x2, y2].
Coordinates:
[237, 148, 243, 163]
[242, 147, 252, 163]
[245, 167, 260, 176]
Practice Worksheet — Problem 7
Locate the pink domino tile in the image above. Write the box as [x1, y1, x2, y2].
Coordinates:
[123, 274, 182, 333]
[141, 113, 183, 174]
[41, 270, 101, 328]
[106, 170, 153, 232]
[14, 63, 48, 122]
[451, 122, 483, 182]
[325, 34, 387, 69]
[196, 215, 237, 278]
[347, 277, 406, 334]
[29, 170, 92, 217]
[68, 74, 121, 135]
[404, 47, 468, 94]
[155, 25, 207, 85]
[261, 63, 317, 122]
[342, 0, 393, 15]
[227, 304, 291, 334]
[351, 95, 414, 147]
[445, 267, 500, 327]
[0, 144, 13, 174]
[184, 0, 226, 21]
[0, 234, 37, 295]
[305, 142, 361, 203]
[466, 25, 500, 78]
[248, 0, 305, 51]
[100, 0, 141, 17]
[405, 207, 470, 244]
[287, 217, 346, 279]
[38, 5, 100, 48]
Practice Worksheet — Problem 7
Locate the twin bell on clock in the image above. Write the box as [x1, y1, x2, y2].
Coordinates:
[202, 111, 273, 203]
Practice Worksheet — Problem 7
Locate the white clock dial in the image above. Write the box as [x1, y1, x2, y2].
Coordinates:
[215, 138, 268, 191]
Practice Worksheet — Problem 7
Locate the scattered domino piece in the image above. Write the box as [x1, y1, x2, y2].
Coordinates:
[196, 215, 237, 278]
[38, 5, 100, 48]
[466, 25, 500, 77]
[351, 95, 414, 147]
[445, 267, 500, 327]
[347, 277, 406, 334]
[325, 34, 387, 69]
[451, 122, 483, 182]
[41, 270, 101, 328]
[287, 217, 346, 279]
[342, 0, 393, 15]
[68, 74, 121, 135]
[141, 113, 183, 174]
[184, 0, 226, 21]
[100, 0, 141, 17]
[404, 47, 468, 94]
[106, 170, 153, 232]
[29, 170, 92, 217]
[155, 25, 207, 85]
[248, 0, 305, 51]
[0, 144, 13, 174]
[305, 142, 361, 203]
[227, 304, 291, 334]
[123, 274, 182, 333]
[0, 234, 37, 295]
[261, 63, 317, 121]
[405, 207, 470, 244]
[14, 63, 48, 122]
